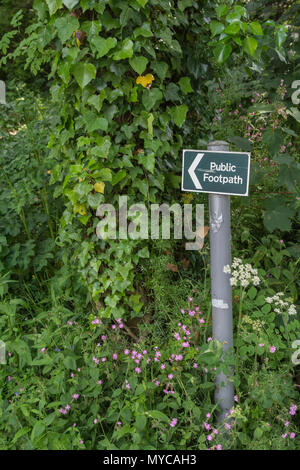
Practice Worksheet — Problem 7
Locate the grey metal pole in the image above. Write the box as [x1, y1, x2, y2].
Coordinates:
[207, 140, 234, 423]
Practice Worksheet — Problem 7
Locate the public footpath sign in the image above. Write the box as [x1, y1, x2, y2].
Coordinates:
[182, 149, 250, 196]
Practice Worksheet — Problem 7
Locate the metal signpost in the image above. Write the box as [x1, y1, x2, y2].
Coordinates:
[0, 81, 6, 105]
[182, 141, 250, 422]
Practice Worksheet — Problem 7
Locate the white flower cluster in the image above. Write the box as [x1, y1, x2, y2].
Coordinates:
[265, 292, 297, 316]
[243, 315, 265, 332]
[223, 258, 261, 288]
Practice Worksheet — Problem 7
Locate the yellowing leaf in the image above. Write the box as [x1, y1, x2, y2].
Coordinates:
[136, 74, 155, 88]
[94, 182, 105, 194]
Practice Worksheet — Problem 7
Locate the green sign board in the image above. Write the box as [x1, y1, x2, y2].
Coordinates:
[182, 149, 250, 196]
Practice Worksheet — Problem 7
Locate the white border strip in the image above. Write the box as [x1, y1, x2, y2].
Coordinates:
[181, 149, 251, 197]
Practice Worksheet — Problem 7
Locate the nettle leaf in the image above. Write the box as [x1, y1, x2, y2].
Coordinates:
[129, 56, 148, 75]
[72, 63, 96, 89]
[31, 422, 46, 443]
[113, 39, 134, 60]
[169, 104, 188, 127]
[91, 37, 117, 58]
[243, 36, 258, 56]
[209, 21, 225, 37]
[54, 16, 79, 43]
[263, 203, 293, 232]
[228, 136, 252, 152]
[178, 77, 193, 94]
[46, 0, 62, 16]
[62, 0, 79, 9]
[142, 88, 163, 111]
[262, 129, 283, 155]
[213, 43, 232, 63]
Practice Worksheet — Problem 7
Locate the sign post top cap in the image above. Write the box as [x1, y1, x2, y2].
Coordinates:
[207, 140, 229, 150]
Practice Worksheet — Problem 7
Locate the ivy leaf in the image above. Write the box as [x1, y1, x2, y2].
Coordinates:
[54, 16, 79, 43]
[169, 104, 188, 127]
[243, 36, 258, 56]
[139, 152, 155, 173]
[129, 56, 148, 75]
[83, 111, 108, 132]
[113, 39, 134, 60]
[46, 0, 62, 16]
[91, 37, 117, 58]
[178, 77, 193, 94]
[72, 63, 96, 89]
[213, 43, 232, 63]
[62, 0, 79, 9]
[142, 88, 163, 111]
[209, 21, 225, 37]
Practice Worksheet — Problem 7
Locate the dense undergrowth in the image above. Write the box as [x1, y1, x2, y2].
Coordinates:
[0, 0, 299, 450]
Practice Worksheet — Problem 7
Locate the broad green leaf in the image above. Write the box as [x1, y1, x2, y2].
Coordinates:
[72, 63, 96, 88]
[139, 152, 155, 173]
[91, 37, 117, 58]
[112, 170, 126, 185]
[46, 0, 62, 15]
[216, 4, 229, 17]
[275, 27, 287, 49]
[129, 56, 148, 75]
[248, 286, 257, 300]
[147, 113, 154, 136]
[286, 107, 300, 123]
[170, 104, 188, 127]
[209, 21, 225, 37]
[113, 39, 133, 60]
[133, 22, 152, 38]
[31, 422, 46, 443]
[213, 43, 232, 63]
[54, 16, 79, 43]
[63, 356, 77, 369]
[228, 136, 252, 151]
[62, 0, 79, 9]
[178, 0, 193, 11]
[262, 128, 283, 155]
[137, 0, 148, 6]
[135, 415, 147, 432]
[84, 112, 108, 132]
[178, 77, 193, 94]
[142, 88, 163, 111]
[243, 36, 258, 56]
[147, 410, 169, 423]
[226, 11, 242, 23]
[263, 203, 293, 232]
[224, 22, 240, 35]
[249, 21, 263, 36]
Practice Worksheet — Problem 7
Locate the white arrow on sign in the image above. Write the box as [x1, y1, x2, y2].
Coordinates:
[188, 153, 204, 189]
